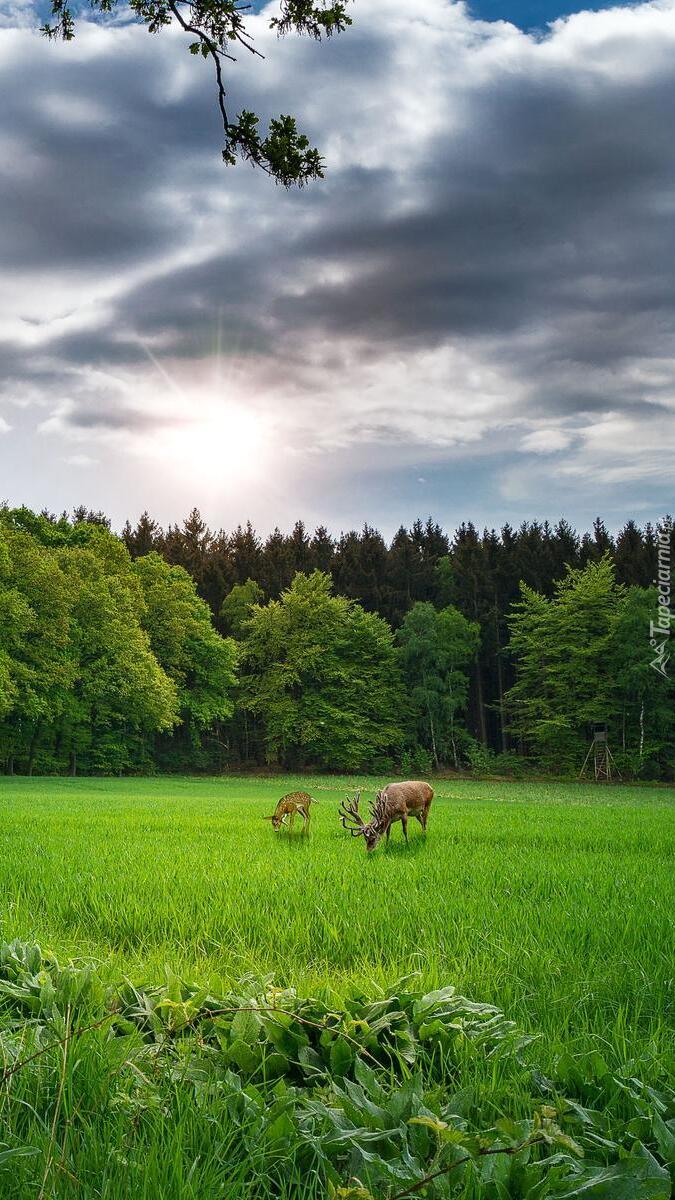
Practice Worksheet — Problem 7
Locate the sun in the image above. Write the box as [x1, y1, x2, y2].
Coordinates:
[183, 405, 263, 482]
[152, 400, 266, 489]
[131, 345, 272, 491]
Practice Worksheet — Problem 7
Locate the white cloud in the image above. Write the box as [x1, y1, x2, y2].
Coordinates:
[65, 453, 98, 467]
[558, 411, 675, 483]
[520, 429, 573, 454]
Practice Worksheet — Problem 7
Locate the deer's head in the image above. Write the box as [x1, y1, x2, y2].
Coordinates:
[339, 791, 384, 852]
[263, 813, 286, 831]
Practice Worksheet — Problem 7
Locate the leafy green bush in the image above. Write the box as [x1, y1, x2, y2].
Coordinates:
[460, 737, 532, 778]
[1, 942, 672, 1199]
[400, 747, 434, 776]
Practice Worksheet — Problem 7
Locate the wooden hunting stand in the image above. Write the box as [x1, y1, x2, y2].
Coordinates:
[579, 724, 621, 782]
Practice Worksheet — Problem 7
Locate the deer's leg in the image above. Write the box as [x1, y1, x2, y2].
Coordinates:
[386, 824, 391, 842]
[301, 807, 310, 833]
[401, 814, 408, 844]
[289, 810, 295, 832]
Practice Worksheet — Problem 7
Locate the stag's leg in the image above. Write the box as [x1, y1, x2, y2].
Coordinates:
[401, 814, 408, 844]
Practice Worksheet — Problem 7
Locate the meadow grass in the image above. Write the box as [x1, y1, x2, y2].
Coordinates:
[1, 775, 673, 1075]
[0, 775, 674, 1198]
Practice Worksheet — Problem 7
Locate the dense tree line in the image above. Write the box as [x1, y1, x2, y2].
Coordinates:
[1, 504, 672, 778]
[121, 506, 672, 771]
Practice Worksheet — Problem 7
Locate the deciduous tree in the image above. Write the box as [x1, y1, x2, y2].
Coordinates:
[397, 602, 479, 768]
[134, 552, 238, 733]
[220, 578, 265, 639]
[507, 558, 620, 770]
[241, 570, 405, 770]
[59, 543, 178, 773]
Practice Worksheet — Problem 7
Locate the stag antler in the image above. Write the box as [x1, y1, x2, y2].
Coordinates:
[369, 789, 387, 820]
[339, 790, 365, 837]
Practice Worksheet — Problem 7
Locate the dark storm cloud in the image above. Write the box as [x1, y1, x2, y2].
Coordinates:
[0, 26, 222, 271]
[277, 74, 675, 351]
[68, 405, 182, 432]
[47, 9, 675, 374]
[1, 0, 674, 517]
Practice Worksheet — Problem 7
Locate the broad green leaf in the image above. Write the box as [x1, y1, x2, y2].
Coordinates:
[227, 1038, 260, 1073]
[651, 1113, 675, 1173]
[231, 1007, 262, 1045]
[553, 1142, 670, 1199]
[262, 1051, 290, 1078]
[330, 1036, 354, 1077]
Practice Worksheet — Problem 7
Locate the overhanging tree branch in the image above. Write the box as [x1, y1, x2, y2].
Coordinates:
[41, 0, 353, 185]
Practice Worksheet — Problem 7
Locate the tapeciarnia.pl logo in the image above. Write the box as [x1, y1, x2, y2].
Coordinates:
[650, 517, 672, 679]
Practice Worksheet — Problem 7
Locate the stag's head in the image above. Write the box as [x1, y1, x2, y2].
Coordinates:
[339, 791, 384, 852]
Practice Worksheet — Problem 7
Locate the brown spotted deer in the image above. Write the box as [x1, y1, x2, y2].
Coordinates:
[339, 781, 433, 851]
[264, 791, 318, 834]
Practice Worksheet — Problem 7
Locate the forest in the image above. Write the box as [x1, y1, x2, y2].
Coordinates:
[0, 504, 672, 779]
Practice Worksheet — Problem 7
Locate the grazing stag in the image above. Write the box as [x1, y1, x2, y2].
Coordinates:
[339, 781, 433, 851]
[264, 791, 318, 834]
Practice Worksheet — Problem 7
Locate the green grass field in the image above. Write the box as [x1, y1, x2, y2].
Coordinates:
[1, 776, 674, 1198]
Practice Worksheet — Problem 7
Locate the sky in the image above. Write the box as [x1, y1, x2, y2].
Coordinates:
[0, 0, 673, 538]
